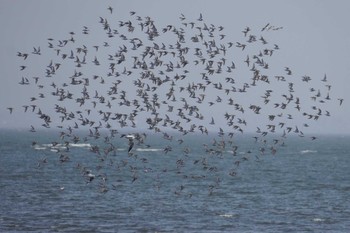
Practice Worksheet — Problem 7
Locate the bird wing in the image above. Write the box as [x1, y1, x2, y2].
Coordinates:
[128, 139, 134, 153]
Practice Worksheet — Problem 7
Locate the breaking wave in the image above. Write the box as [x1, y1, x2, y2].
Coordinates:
[300, 149, 318, 154]
[136, 148, 162, 152]
[33, 143, 91, 150]
[70, 143, 92, 148]
[116, 148, 163, 152]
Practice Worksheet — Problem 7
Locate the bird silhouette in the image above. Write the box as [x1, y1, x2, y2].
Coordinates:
[9, 8, 344, 195]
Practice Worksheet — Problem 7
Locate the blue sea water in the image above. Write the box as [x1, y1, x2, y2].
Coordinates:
[0, 129, 350, 232]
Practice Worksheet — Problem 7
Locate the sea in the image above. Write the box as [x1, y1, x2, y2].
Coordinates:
[0, 129, 349, 232]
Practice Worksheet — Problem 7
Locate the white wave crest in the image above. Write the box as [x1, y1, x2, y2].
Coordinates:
[42, 143, 66, 149]
[136, 148, 162, 152]
[35, 143, 91, 150]
[300, 150, 317, 154]
[70, 143, 91, 148]
[116, 148, 162, 152]
[313, 218, 325, 222]
[33, 145, 47, 150]
[219, 213, 234, 218]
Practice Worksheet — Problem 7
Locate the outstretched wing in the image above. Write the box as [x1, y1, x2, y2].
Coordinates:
[128, 139, 134, 153]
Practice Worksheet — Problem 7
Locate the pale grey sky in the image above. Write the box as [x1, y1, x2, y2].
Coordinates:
[0, 0, 349, 135]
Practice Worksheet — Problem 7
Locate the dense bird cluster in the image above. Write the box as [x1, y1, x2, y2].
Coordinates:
[10, 8, 343, 195]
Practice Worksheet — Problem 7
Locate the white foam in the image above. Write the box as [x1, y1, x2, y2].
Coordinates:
[42, 143, 66, 149]
[42, 143, 61, 147]
[136, 148, 162, 152]
[38, 143, 91, 150]
[313, 218, 325, 222]
[70, 143, 91, 148]
[219, 214, 234, 218]
[115, 148, 162, 152]
[300, 150, 317, 154]
[33, 146, 47, 150]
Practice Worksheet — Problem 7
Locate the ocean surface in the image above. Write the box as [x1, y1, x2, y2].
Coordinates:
[1, 129, 349, 232]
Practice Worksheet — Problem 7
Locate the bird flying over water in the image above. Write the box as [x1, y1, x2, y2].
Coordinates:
[121, 134, 135, 153]
[10, 7, 344, 195]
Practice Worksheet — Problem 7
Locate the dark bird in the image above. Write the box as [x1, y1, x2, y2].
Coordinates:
[32, 47, 41, 55]
[121, 134, 135, 153]
[198, 13, 203, 21]
[338, 98, 344, 106]
[12, 8, 343, 196]
[107, 6, 113, 14]
[30, 125, 36, 132]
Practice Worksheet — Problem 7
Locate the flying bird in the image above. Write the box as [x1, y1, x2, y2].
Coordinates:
[10, 8, 343, 195]
[121, 134, 135, 153]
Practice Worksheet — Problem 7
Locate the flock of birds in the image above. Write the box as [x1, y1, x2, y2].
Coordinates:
[9, 7, 344, 195]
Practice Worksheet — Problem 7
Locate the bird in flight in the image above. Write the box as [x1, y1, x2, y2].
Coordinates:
[10, 7, 344, 195]
[107, 6, 113, 14]
[121, 134, 135, 153]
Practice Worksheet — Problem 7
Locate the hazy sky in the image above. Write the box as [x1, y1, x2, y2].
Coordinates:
[1, 0, 349, 135]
